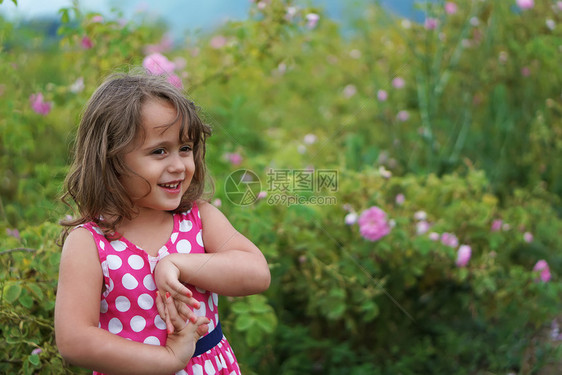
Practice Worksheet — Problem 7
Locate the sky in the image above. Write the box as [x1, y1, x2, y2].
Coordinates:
[0, 0, 430, 39]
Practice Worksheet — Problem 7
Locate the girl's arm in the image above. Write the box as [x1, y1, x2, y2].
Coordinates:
[154, 200, 270, 298]
[54, 228, 208, 375]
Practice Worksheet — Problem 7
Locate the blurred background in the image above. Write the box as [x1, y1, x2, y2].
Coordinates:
[1, 0, 562, 374]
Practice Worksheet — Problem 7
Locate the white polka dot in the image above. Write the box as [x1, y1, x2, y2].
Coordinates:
[122, 273, 138, 290]
[128, 254, 145, 270]
[170, 232, 178, 243]
[93, 226, 104, 235]
[100, 299, 108, 313]
[194, 301, 206, 317]
[143, 336, 160, 346]
[160, 247, 170, 257]
[196, 287, 207, 294]
[108, 318, 123, 334]
[219, 353, 227, 369]
[115, 296, 131, 312]
[177, 239, 192, 253]
[138, 294, 154, 310]
[204, 360, 216, 375]
[225, 348, 234, 363]
[215, 356, 223, 371]
[176, 370, 188, 375]
[149, 259, 158, 273]
[208, 295, 214, 312]
[143, 275, 156, 291]
[130, 316, 146, 332]
[196, 231, 203, 247]
[154, 315, 166, 330]
[192, 364, 203, 375]
[208, 319, 215, 332]
[107, 277, 114, 293]
[179, 219, 193, 232]
[212, 293, 218, 306]
[110, 240, 127, 251]
[106, 254, 122, 270]
[99, 240, 105, 250]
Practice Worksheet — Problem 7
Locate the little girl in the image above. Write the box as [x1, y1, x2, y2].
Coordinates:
[55, 71, 271, 375]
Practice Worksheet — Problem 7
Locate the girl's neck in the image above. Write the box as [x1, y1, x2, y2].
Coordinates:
[119, 209, 171, 232]
[116, 210, 175, 257]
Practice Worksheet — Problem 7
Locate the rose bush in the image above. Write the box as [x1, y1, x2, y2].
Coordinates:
[1, 0, 561, 373]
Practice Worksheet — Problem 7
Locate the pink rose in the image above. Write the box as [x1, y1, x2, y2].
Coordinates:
[516, 0, 534, 10]
[90, 15, 104, 23]
[167, 73, 183, 89]
[445, 2, 458, 15]
[377, 89, 388, 101]
[226, 152, 243, 165]
[345, 212, 358, 225]
[142, 53, 175, 75]
[210, 35, 227, 49]
[305, 13, 319, 29]
[396, 110, 410, 122]
[533, 260, 551, 282]
[491, 219, 502, 232]
[416, 221, 430, 235]
[343, 84, 357, 98]
[358, 206, 391, 241]
[428, 232, 440, 241]
[441, 232, 459, 248]
[425, 18, 438, 30]
[303, 134, 317, 145]
[6, 228, 20, 240]
[392, 77, 405, 89]
[456, 245, 471, 267]
[81, 36, 93, 49]
[29, 93, 52, 115]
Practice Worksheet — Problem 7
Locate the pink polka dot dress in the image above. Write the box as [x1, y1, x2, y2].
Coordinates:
[81, 202, 241, 375]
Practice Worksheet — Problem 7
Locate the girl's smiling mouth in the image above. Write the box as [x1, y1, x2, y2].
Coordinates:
[158, 180, 182, 191]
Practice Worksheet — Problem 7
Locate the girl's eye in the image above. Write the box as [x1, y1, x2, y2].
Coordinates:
[180, 145, 193, 153]
[152, 148, 165, 155]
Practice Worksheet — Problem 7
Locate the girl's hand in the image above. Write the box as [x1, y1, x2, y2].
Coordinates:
[157, 292, 209, 368]
[154, 256, 201, 332]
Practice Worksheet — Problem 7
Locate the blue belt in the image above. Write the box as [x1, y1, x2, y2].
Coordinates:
[193, 321, 223, 357]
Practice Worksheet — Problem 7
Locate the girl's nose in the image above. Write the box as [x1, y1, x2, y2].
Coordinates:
[167, 153, 186, 173]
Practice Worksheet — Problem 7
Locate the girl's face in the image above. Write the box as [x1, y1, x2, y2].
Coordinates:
[120, 98, 195, 214]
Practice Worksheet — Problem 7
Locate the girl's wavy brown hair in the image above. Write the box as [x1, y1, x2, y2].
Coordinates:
[60, 71, 212, 242]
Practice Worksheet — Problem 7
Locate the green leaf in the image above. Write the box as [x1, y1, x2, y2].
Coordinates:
[255, 312, 277, 333]
[3, 283, 23, 304]
[245, 325, 262, 347]
[59, 8, 69, 24]
[235, 315, 254, 331]
[231, 302, 250, 315]
[250, 302, 271, 314]
[26, 283, 44, 300]
[20, 293, 34, 309]
[28, 354, 40, 366]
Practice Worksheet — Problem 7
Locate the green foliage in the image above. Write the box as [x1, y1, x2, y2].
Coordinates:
[1, 0, 561, 374]
[0, 222, 81, 374]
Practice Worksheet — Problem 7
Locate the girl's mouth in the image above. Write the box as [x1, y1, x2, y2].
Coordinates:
[158, 181, 181, 192]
